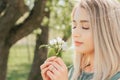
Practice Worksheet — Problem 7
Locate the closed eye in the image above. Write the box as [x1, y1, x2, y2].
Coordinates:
[82, 27, 89, 30]
[72, 26, 89, 30]
[72, 26, 76, 29]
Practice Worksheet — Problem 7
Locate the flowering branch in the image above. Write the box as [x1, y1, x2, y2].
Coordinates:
[39, 37, 67, 57]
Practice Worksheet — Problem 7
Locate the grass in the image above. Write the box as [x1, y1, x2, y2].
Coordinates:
[7, 45, 34, 80]
[7, 63, 31, 80]
[7, 44, 73, 80]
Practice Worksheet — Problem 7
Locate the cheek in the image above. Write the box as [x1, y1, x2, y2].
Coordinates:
[84, 34, 94, 50]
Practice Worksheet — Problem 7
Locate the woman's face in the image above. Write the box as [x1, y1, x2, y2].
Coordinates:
[72, 7, 94, 54]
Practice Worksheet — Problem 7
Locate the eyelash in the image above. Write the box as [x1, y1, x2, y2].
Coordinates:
[82, 27, 89, 30]
[72, 26, 89, 30]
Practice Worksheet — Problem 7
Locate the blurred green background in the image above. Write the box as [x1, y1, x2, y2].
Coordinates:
[7, 30, 73, 80]
[0, 0, 78, 80]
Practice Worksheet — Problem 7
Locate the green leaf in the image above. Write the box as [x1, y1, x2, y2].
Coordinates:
[56, 51, 62, 57]
[47, 48, 56, 57]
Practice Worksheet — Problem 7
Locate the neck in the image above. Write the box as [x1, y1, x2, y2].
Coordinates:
[81, 52, 94, 73]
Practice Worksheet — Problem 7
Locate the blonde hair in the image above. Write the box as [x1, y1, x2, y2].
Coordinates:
[71, 0, 120, 80]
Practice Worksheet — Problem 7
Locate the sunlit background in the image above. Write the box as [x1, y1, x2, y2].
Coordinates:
[6, 0, 78, 80]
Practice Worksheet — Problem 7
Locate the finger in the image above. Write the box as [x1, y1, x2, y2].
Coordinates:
[47, 71, 55, 80]
[54, 57, 67, 68]
[40, 62, 52, 69]
[41, 67, 50, 79]
[48, 65, 59, 75]
[45, 56, 57, 63]
[41, 67, 49, 75]
[52, 61, 63, 71]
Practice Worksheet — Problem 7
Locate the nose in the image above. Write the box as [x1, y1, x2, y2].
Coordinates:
[72, 27, 81, 38]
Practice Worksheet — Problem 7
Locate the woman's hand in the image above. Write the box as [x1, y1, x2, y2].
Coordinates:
[47, 57, 68, 80]
[40, 56, 68, 80]
[40, 56, 57, 80]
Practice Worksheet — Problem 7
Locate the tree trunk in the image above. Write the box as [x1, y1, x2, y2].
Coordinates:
[28, 26, 49, 80]
[0, 0, 46, 80]
[0, 45, 10, 80]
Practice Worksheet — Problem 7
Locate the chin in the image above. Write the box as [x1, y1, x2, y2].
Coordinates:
[75, 49, 85, 54]
[75, 48, 90, 54]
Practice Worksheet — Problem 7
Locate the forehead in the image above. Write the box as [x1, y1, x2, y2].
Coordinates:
[73, 7, 90, 22]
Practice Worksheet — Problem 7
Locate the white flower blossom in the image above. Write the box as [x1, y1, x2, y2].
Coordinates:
[49, 40, 55, 45]
[40, 37, 67, 57]
[56, 37, 62, 43]
[61, 42, 67, 51]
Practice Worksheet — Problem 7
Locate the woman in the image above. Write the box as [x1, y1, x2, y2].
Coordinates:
[40, 0, 120, 80]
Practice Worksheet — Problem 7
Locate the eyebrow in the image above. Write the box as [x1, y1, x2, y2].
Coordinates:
[73, 20, 89, 23]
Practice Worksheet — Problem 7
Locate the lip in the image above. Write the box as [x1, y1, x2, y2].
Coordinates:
[74, 41, 83, 46]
